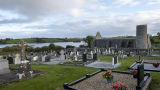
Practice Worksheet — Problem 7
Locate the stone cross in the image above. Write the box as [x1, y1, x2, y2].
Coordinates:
[17, 40, 28, 61]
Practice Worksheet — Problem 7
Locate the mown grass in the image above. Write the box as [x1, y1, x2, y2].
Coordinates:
[0, 54, 160, 90]
[0, 65, 99, 90]
[152, 52, 160, 54]
[6, 39, 37, 44]
[5, 38, 82, 44]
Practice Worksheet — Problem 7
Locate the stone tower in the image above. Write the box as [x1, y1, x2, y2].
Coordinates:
[95, 31, 102, 39]
[136, 25, 148, 49]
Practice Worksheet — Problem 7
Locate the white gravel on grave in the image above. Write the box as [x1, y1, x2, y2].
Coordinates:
[71, 72, 137, 90]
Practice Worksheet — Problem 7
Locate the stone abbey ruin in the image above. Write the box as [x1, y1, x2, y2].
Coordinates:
[91, 24, 151, 49]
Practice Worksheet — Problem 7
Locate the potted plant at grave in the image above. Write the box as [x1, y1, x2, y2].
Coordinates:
[111, 82, 129, 90]
[131, 68, 137, 78]
[101, 70, 113, 83]
[152, 62, 159, 68]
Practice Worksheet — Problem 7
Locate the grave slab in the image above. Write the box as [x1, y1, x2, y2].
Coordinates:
[84, 61, 121, 69]
[128, 60, 160, 72]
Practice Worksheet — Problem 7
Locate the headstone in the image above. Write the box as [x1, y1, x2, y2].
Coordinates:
[7, 57, 13, 64]
[15, 53, 20, 64]
[73, 55, 77, 61]
[94, 49, 96, 53]
[83, 54, 87, 62]
[77, 51, 79, 56]
[93, 53, 97, 61]
[45, 55, 51, 62]
[33, 56, 38, 61]
[3, 56, 6, 59]
[60, 50, 65, 61]
[8, 54, 11, 57]
[91, 51, 93, 59]
[16, 39, 32, 79]
[112, 56, 118, 65]
[0, 59, 10, 74]
[42, 55, 46, 62]
[136, 62, 144, 89]
[0, 56, 3, 59]
[112, 49, 114, 54]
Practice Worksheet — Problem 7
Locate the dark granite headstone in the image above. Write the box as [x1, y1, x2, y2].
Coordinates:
[7, 57, 13, 64]
[3, 56, 6, 59]
[83, 54, 87, 62]
[30, 52, 33, 55]
[93, 53, 97, 61]
[45, 55, 51, 62]
[136, 62, 144, 89]
[57, 51, 60, 55]
[114, 56, 117, 64]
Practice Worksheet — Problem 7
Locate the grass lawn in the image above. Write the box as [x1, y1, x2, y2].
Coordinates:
[1, 54, 160, 90]
[152, 52, 160, 54]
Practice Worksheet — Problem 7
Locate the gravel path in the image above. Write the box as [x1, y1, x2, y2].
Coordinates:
[71, 72, 137, 90]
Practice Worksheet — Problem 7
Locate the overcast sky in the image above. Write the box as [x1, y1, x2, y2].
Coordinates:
[0, 0, 160, 39]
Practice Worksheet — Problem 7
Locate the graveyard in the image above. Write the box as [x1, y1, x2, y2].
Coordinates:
[0, 48, 160, 90]
[0, 25, 160, 90]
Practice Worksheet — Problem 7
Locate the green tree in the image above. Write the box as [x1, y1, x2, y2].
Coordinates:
[26, 46, 34, 52]
[157, 32, 160, 36]
[34, 47, 41, 52]
[150, 38, 155, 44]
[55, 46, 64, 50]
[83, 36, 94, 48]
[41, 46, 49, 51]
[2, 46, 13, 52]
[49, 43, 56, 50]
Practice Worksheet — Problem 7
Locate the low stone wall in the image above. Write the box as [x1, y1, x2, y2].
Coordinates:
[0, 69, 46, 87]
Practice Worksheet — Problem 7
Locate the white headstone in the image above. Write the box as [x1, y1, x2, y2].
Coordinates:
[74, 55, 77, 61]
[0, 59, 10, 74]
[112, 49, 114, 54]
[33, 56, 38, 61]
[109, 48, 110, 54]
[60, 50, 65, 61]
[99, 49, 100, 53]
[94, 49, 96, 53]
[91, 51, 93, 58]
[77, 51, 79, 56]
[42, 55, 46, 61]
[15, 53, 20, 64]
[0, 56, 3, 59]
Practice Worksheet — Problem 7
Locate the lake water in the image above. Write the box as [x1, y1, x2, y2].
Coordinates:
[0, 41, 87, 48]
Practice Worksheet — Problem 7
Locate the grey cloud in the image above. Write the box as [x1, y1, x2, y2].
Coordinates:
[0, 18, 30, 24]
[0, 0, 98, 20]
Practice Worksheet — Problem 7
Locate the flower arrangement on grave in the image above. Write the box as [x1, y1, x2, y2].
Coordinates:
[111, 82, 129, 90]
[152, 62, 159, 67]
[101, 70, 113, 78]
[131, 68, 137, 75]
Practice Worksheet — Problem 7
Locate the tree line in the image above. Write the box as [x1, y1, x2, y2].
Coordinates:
[2, 43, 64, 52]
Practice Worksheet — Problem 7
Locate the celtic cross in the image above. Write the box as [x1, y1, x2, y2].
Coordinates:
[17, 40, 28, 61]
